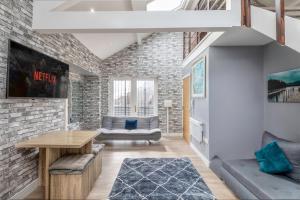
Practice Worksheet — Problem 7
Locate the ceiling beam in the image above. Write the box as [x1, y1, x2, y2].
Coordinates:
[130, 0, 146, 45]
[32, 0, 241, 33]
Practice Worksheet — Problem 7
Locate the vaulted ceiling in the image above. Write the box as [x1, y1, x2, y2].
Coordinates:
[45, 0, 186, 59]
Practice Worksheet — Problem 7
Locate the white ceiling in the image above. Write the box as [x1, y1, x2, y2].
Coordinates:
[65, 0, 132, 11]
[51, 0, 154, 59]
[212, 27, 273, 47]
[73, 33, 150, 59]
[47, 0, 188, 60]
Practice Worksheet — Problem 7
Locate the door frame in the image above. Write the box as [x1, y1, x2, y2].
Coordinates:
[182, 74, 191, 143]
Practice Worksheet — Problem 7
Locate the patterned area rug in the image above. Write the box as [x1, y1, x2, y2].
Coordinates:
[109, 158, 215, 200]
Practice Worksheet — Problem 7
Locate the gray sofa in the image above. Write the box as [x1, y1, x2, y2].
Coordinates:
[96, 116, 162, 141]
[221, 132, 300, 199]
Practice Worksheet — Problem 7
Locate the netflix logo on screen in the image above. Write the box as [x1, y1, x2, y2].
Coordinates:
[33, 71, 57, 85]
[7, 40, 69, 98]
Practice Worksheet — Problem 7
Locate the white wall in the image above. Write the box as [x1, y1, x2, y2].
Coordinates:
[264, 42, 300, 142]
[183, 49, 210, 158]
[183, 46, 265, 161]
[209, 47, 264, 160]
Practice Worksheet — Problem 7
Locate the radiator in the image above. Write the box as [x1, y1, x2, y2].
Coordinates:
[190, 117, 204, 144]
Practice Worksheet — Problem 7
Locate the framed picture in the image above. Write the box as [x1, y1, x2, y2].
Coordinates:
[192, 57, 206, 98]
[268, 68, 300, 103]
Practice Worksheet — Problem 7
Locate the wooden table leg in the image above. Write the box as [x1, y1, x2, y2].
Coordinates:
[39, 148, 45, 187]
[39, 148, 62, 199]
[82, 140, 93, 154]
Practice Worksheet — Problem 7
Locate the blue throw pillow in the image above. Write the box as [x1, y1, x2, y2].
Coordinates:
[125, 120, 137, 130]
[255, 141, 293, 174]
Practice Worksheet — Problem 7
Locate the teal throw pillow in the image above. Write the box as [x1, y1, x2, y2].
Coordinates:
[255, 141, 293, 174]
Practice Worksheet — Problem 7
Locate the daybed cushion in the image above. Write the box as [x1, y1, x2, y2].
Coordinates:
[92, 144, 105, 155]
[102, 116, 159, 130]
[262, 132, 300, 182]
[97, 128, 161, 141]
[100, 128, 161, 135]
[223, 159, 300, 199]
[49, 154, 94, 175]
[102, 116, 113, 129]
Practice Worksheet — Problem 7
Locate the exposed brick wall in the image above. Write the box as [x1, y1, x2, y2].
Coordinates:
[0, 99, 65, 199]
[69, 73, 84, 123]
[101, 32, 183, 133]
[82, 76, 101, 130]
[0, 0, 101, 199]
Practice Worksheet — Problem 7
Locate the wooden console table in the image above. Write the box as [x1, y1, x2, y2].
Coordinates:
[15, 130, 99, 199]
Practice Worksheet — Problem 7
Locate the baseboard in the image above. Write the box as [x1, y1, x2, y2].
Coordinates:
[190, 143, 210, 167]
[10, 178, 39, 200]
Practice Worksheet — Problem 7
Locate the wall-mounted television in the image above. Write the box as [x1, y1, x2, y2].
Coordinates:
[7, 40, 69, 98]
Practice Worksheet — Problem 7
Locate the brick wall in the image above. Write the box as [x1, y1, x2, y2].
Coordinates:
[101, 32, 183, 133]
[82, 76, 101, 130]
[69, 73, 84, 123]
[0, 0, 101, 199]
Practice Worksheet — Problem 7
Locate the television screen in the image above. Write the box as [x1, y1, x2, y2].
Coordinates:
[7, 40, 69, 98]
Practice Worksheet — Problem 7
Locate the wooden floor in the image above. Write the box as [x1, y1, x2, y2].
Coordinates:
[26, 136, 237, 200]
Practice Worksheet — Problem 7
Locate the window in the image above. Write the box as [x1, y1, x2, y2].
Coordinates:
[111, 79, 157, 117]
[113, 80, 131, 116]
[137, 80, 155, 116]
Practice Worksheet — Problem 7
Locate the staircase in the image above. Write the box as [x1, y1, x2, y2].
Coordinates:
[183, 0, 227, 58]
[250, 0, 300, 53]
[183, 0, 300, 59]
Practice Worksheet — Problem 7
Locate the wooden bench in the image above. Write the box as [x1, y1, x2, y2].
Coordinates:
[49, 154, 95, 199]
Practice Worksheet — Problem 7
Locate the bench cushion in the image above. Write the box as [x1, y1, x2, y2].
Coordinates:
[49, 154, 94, 175]
[92, 144, 105, 155]
[223, 159, 300, 199]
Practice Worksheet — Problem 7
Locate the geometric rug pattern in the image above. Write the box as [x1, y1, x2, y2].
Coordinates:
[109, 158, 216, 200]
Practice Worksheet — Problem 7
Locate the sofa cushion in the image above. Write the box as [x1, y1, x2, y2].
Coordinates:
[262, 131, 289, 147]
[223, 159, 300, 199]
[262, 132, 300, 182]
[99, 128, 156, 135]
[102, 116, 113, 129]
[149, 116, 159, 129]
[103, 116, 159, 130]
[49, 154, 94, 175]
[255, 141, 293, 174]
[100, 128, 131, 135]
[137, 118, 150, 129]
[111, 117, 128, 129]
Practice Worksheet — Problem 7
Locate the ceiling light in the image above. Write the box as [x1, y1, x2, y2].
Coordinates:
[90, 8, 95, 13]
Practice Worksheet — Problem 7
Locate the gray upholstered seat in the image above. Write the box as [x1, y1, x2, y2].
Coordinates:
[223, 159, 300, 199]
[49, 154, 94, 175]
[92, 144, 105, 155]
[96, 116, 162, 141]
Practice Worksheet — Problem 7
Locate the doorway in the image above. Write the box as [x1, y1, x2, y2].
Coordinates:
[183, 76, 191, 143]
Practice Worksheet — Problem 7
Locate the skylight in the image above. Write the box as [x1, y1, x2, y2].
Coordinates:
[147, 0, 184, 11]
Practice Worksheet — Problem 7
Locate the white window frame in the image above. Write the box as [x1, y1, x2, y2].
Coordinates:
[109, 77, 158, 117]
